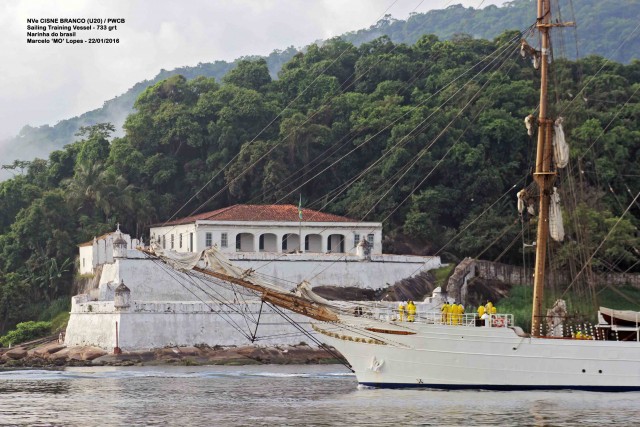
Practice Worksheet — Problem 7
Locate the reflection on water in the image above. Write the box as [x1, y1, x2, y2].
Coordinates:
[0, 365, 639, 426]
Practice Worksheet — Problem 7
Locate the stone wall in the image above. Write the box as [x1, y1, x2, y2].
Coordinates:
[230, 252, 442, 289]
[475, 260, 640, 289]
[65, 301, 314, 350]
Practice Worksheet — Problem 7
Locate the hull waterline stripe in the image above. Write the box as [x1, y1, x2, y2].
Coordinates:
[359, 382, 640, 392]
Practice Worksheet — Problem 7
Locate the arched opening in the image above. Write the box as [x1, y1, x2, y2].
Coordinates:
[235, 233, 254, 252]
[327, 234, 345, 253]
[282, 233, 300, 252]
[259, 233, 277, 252]
[304, 234, 322, 253]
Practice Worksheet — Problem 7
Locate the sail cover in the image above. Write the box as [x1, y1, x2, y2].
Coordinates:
[553, 117, 569, 168]
[549, 187, 565, 242]
[517, 189, 527, 213]
[152, 245, 204, 270]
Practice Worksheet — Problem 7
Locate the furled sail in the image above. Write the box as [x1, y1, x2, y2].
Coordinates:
[549, 187, 565, 242]
[552, 117, 569, 168]
[152, 245, 204, 270]
[517, 189, 527, 213]
[524, 114, 535, 136]
[517, 188, 535, 216]
[294, 281, 356, 312]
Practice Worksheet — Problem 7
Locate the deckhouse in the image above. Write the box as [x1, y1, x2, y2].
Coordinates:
[148, 204, 383, 255]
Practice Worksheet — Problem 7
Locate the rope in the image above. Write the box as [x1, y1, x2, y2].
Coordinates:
[561, 190, 640, 298]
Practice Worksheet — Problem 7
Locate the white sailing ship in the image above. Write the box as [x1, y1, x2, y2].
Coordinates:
[147, 0, 640, 390]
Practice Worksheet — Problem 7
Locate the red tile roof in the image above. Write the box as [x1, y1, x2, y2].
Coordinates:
[156, 204, 358, 226]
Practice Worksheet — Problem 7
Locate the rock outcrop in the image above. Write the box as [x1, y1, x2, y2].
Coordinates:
[0, 342, 340, 368]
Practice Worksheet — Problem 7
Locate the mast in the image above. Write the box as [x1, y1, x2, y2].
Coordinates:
[531, 0, 554, 336]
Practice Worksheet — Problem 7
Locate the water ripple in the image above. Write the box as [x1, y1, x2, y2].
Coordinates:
[0, 365, 638, 426]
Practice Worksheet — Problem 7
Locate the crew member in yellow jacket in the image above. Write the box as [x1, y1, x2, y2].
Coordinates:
[407, 300, 416, 322]
[457, 303, 465, 325]
[398, 302, 405, 322]
[441, 302, 450, 324]
[450, 302, 458, 325]
[477, 305, 486, 317]
[485, 301, 494, 314]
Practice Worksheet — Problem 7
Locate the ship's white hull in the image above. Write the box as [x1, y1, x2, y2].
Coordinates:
[315, 316, 640, 391]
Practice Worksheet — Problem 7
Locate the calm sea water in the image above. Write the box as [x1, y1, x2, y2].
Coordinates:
[1, 365, 639, 426]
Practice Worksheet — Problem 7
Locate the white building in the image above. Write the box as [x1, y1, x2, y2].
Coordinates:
[149, 204, 383, 255]
[78, 224, 142, 275]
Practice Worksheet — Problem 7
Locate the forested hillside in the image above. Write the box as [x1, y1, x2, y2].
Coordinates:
[1, 28, 638, 332]
[344, 0, 639, 64]
[2, 0, 637, 172]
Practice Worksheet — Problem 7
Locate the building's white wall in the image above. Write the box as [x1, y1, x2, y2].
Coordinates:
[151, 224, 195, 252]
[65, 309, 119, 349]
[78, 231, 141, 274]
[96, 252, 441, 301]
[91, 253, 441, 306]
[66, 301, 313, 350]
[79, 246, 93, 275]
[97, 258, 216, 302]
[229, 253, 441, 289]
[149, 220, 384, 255]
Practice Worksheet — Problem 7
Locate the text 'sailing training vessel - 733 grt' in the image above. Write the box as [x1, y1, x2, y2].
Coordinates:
[146, 0, 640, 390]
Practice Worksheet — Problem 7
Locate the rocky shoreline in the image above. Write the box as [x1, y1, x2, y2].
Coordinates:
[0, 341, 342, 368]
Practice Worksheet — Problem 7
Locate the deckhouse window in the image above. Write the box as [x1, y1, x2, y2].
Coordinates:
[221, 233, 228, 248]
[206, 232, 212, 248]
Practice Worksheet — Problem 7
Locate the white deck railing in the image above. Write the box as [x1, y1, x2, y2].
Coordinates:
[368, 308, 513, 328]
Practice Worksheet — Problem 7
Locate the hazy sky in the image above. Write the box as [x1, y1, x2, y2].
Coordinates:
[0, 0, 505, 141]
